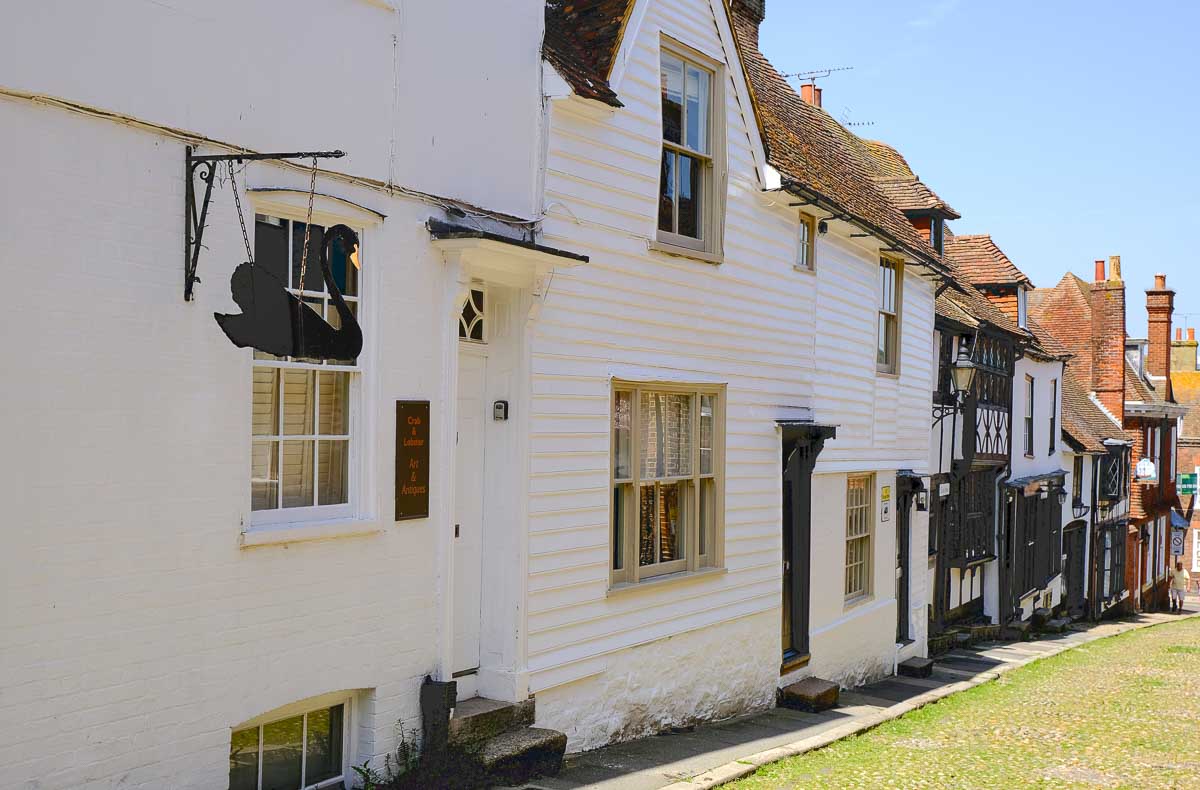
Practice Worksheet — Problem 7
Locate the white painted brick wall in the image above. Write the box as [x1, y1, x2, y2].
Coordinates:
[0, 99, 454, 789]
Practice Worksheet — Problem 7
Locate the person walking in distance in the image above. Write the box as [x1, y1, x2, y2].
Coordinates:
[1170, 561, 1190, 613]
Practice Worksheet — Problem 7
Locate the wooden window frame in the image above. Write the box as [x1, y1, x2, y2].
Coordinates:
[877, 257, 903, 375]
[1072, 454, 1083, 502]
[844, 473, 875, 603]
[250, 213, 363, 527]
[230, 693, 354, 790]
[795, 212, 816, 272]
[654, 37, 727, 263]
[610, 381, 726, 586]
[1024, 375, 1035, 458]
[1017, 288, 1028, 329]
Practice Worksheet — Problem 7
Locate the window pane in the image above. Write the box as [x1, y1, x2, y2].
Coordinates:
[327, 229, 359, 297]
[661, 53, 683, 145]
[658, 150, 676, 233]
[255, 215, 288, 285]
[659, 482, 683, 563]
[252, 441, 279, 511]
[291, 222, 326, 291]
[283, 370, 316, 435]
[613, 390, 632, 480]
[229, 726, 259, 790]
[304, 705, 344, 786]
[685, 65, 709, 153]
[318, 372, 350, 436]
[699, 477, 715, 557]
[253, 367, 280, 436]
[639, 392, 693, 479]
[282, 440, 315, 508]
[317, 440, 349, 506]
[700, 395, 714, 475]
[797, 219, 811, 269]
[261, 715, 304, 790]
[612, 485, 626, 571]
[877, 313, 890, 365]
[639, 484, 656, 566]
[677, 154, 701, 240]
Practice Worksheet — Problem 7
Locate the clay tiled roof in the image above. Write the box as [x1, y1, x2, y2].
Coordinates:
[1125, 359, 1157, 403]
[543, 0, 633, 107]
[1061, 373, 1124, 453]
[1029, 272, 1097, 383]
[1026, 316, 1071, 361]
[1171, 371, 1200, 437]
[857, 140, 961, 218]
[730, 16, 945, 270]
[943, 234, 1033, 288]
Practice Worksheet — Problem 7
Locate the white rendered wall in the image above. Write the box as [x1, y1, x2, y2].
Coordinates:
[0, 98, 467, 789]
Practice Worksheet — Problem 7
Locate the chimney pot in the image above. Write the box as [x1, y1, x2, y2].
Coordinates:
[1155, 273, 1167, 290]
[1178, 328, 1184, 341]
[1191, 328, 1197, 342]
[800, 83, 823, 108]
[1109, 255, 1122, 281]
[1094, 259, 1106, 282]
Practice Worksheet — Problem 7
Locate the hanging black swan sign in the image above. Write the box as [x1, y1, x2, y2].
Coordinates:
[214, 224, 363, 361]
[212, 158, 363, 362]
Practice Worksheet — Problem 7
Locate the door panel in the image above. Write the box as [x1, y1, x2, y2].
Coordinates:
[782, 443, 811, 661]
[453, 349, 486, 687]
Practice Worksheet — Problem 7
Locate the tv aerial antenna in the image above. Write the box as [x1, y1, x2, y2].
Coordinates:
[785, 65, 854, 86]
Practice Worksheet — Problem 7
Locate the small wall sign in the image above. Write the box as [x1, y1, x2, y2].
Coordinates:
[1178, 472, 1197, 495]
[1171, 526, 1186, 557]
[396, 401, 431, 521]
[880, 485, 891, 523]
[1135, 457, 1157, 483]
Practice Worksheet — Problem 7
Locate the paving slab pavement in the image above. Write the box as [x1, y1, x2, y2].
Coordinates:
[506, 609, 1195, 790]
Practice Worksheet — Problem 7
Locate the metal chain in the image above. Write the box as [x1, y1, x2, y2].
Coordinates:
[297, 157, 319, 294]
[228, 161, 254, 263]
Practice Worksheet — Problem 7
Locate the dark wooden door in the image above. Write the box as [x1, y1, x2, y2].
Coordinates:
[896, 487, 912, 642]
[782, 443, 811, 661]
[1064, 522, 1087, 615]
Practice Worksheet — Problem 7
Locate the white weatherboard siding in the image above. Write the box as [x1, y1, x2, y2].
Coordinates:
[535, 0, 935, 750]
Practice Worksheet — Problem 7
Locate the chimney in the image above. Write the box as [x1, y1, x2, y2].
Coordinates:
[730, 0, 766, 46]
[1172, 326, 1198, 373]
[1091, 256, 1125, 421]
[800, 83, 823, 108]
[1146, 272, 1176, 398]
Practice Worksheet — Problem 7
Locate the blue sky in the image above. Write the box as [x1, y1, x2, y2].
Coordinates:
[758, 0, 1200, 336]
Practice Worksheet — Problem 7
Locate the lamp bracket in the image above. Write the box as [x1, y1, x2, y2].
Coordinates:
[184, 146, 346, 301]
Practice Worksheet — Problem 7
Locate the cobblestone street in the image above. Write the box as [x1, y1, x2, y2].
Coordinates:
[728, 617, 1200, 790]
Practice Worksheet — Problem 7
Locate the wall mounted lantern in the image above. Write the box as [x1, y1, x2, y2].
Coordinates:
[932, 339, 978, 426]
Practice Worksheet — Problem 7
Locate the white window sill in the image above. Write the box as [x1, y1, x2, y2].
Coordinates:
[240, 518, 382, 548]
[607, 566, 726, 597]
[648, 239, 724, 266]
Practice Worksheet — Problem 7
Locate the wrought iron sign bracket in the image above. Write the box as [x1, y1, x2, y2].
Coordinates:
[184, 146, 345, 301]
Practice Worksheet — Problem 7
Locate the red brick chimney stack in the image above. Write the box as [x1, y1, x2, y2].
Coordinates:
[1091, 256, 1126, 420]
[1146, 272, 1175, 399]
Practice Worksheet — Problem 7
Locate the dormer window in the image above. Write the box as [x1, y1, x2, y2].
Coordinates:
[930, 218, 944, 254]
[656, 39, 725, 261]
[1017, 288, 1028, 329]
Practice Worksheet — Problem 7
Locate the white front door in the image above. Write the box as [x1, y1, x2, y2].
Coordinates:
[453, 347, 486, 699]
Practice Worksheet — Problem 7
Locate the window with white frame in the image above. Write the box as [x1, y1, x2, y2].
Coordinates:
[1017, 288, 1028, 329]
[251, 215, 360, 519]
[230, 701, 347, 790]
[611, 383, 723, 584]
[845, 474, 874, 601]
[658, 42, 722, 255]
[796, 212, 816, 271]
[877, 258, 902, 373]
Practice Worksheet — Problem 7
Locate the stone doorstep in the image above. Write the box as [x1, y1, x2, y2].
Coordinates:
[778, 677, 839, 713]
[448, 697, 535, 748]
[898, 657, 935, 678]
[473, 726, 567, 786]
